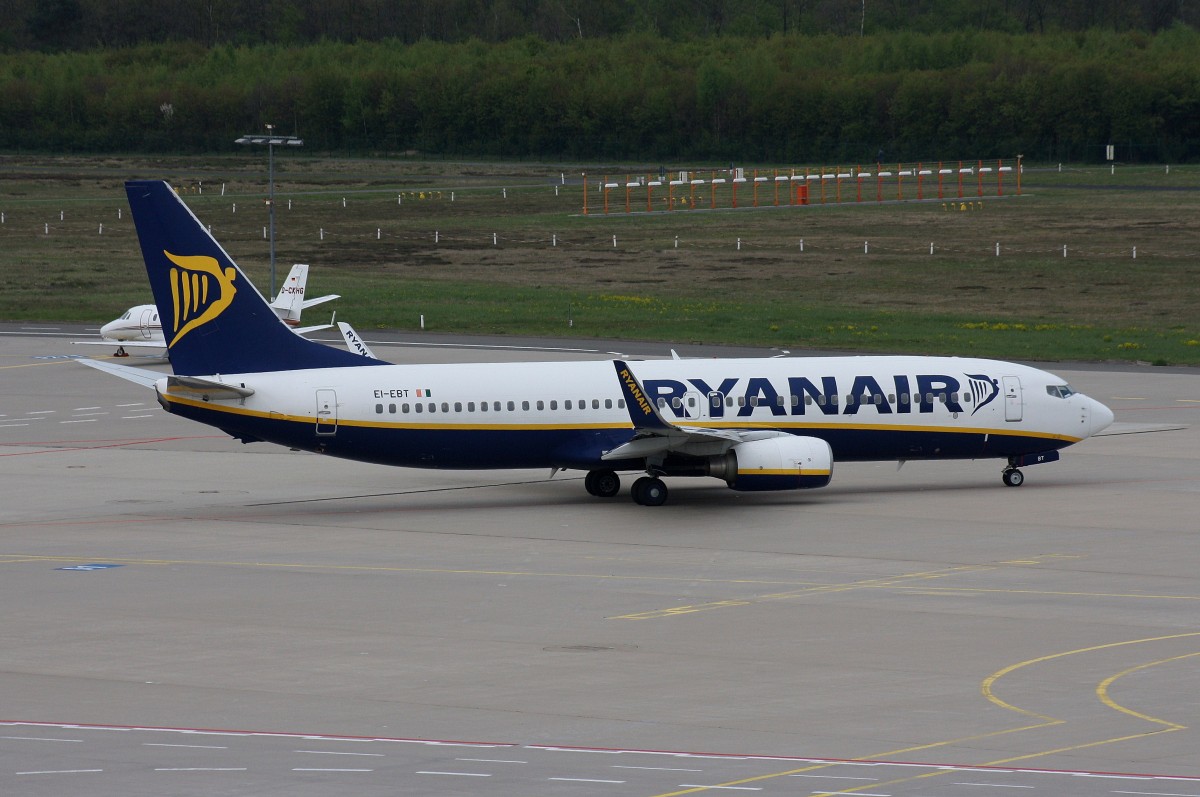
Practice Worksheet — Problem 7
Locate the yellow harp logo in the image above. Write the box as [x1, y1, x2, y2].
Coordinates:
[164, 251, 238, 347]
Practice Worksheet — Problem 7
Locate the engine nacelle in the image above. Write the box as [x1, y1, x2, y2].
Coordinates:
[717, 436, 834, 492]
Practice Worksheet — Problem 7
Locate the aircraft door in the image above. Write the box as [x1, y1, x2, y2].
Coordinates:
[315, 389, 338, 435]
[1002, 376, 1022, 422]
[138, 308, 155, 340]
[682, 390, 705, 420]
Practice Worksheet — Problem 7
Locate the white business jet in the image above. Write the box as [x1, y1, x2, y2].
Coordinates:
[80, 180, 1114, 505]
[80, 263, 339, 356]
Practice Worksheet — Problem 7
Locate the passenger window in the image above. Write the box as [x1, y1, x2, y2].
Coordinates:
[949, 393, 958, 403]
[415, 404, 423, 413]
[565, 400, 572, 410]
[508, 401, 515, 411]
[454, 402, 462, 412]
[429, 403, 436, 412]
[593, 399, 600, 409]
[604, 399, 612, 409]
[536, 400, 544, 410]
[805, 395, 813, 405]
[468, 402, 475, 412]
[402, 403, 410, 413]
[618, 399, 626, 409]
[888, 394, 895, 403]
[389, 403, 396, 413]
[550, 400, 558, 410]
[375, 403, 383, 414]
[494, 402, 502, 411]
[658, 397, 667, 409]
[899, 393, 909, 405]
[845, 395, 855, 405]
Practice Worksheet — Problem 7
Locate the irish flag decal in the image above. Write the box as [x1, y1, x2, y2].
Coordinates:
[416, 388, 433, 397]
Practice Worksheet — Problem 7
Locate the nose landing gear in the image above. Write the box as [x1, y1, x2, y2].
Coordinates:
[1002, 467, 1025, 487]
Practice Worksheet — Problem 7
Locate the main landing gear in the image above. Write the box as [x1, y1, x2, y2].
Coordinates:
[583, 469, 669, 505]
[631, 476, 668, 506]
[584, 469, 621, 498]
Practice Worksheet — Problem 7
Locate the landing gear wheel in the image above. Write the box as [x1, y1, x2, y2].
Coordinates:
[584, 469, 620, 498]
[1002, 468, 1025, 487]
[632, 476, 668, 506]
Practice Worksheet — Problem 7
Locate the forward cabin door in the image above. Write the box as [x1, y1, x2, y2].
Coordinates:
[316, 389, 338, 436]
[138, 307, 155, 339]
[1002, 376, 1023, 422]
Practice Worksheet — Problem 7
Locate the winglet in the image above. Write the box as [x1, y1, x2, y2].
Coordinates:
[613, 360, 674, 432]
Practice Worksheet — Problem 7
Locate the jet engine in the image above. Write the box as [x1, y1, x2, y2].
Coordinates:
[702, 435, 834, 491]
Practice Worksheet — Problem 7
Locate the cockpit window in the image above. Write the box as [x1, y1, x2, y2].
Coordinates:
[1046, 384, 1075, 399]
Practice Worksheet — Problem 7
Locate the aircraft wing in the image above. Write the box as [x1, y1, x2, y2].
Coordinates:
[76, 358, 164, 389]
[603, 360, 786, 461]
[71, 340, 165, 349]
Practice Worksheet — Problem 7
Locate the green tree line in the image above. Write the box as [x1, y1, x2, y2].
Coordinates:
[5, 0, 1198, 50]
[2, 29, 1198, 163]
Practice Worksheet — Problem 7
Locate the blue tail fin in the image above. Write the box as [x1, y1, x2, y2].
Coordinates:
[124, 180, 384, 375]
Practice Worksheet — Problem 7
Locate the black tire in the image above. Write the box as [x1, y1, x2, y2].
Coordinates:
[632, 476, 668, 506]
[1002, 468, 1025, 487]
[585, 469, 620, 498]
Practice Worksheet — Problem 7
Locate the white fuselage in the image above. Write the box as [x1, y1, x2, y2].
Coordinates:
[155, 355, 1113, 471]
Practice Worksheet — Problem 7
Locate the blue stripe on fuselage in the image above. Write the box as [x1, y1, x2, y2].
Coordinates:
[165, 399, 1073, 470]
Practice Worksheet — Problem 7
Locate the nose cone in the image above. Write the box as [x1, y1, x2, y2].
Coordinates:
[99, 319, 123, 339]
[1089, 397, 1114, 436]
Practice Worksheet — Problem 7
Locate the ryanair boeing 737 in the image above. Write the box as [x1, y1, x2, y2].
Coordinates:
[81, 180, 1113, 505]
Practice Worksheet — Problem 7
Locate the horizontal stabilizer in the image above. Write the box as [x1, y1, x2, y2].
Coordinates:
[300, 294, 340, 310]
[76, 358, 163, 389]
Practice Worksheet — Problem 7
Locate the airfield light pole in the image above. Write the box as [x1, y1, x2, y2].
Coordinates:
[235, 126, 303, 300]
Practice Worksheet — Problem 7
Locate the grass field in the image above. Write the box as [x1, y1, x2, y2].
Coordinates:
[1, 154, 1198, 364]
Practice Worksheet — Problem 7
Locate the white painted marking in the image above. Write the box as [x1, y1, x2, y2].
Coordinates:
[74, 406, 102, 411]
[954, 783, 1034, 789]
[1113, 791, 1200, 797]
[294, 750, 384, 757]
[678, 786, 762, 791]
[550, 777, 627, 783]
[122, 415, 156, 419]
[1, 735, 83, 742]
[70, 412, 108, 417]
[117, 403, 147, 407]
[291, 768, 373, 772]
[0, 423, 30, 428]
[60, 419, 97, 424]
[613, 765, 704, 772]
[16, 769, 103, 775]
[811, 792, 891, 796]
[417, 770, 492, 777]
[154, 767, 248, 772]
[143, 743, 229, 749]
[791, 774, 878, 780]
[456, 757, 528, 763]
[28, 410, 55, 414]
